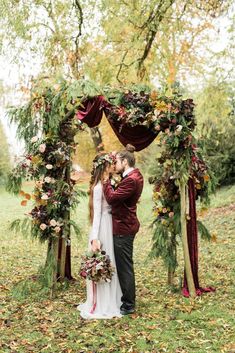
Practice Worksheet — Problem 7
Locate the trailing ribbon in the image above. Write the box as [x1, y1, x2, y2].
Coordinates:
[90, 281, 97, 314]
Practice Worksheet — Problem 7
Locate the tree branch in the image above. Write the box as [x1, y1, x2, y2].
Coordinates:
[74, 0, 83, 44]
[116, 49, 129, 83]
[70, 0, 83, 78]
[137, 0, 177, 77]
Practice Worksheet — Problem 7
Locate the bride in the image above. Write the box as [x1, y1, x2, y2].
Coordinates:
[78, 152, 122, 319]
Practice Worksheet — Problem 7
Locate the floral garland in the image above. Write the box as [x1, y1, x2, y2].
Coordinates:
[92, 152, 116, 169]
[7, 81, 84, 243]
[105, 88, 213, 271]
[7, 80, 213, 277]
[9, 134, 80, 242]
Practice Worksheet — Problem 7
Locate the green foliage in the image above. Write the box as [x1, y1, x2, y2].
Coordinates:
[0, 122, 11, 184]
[201, 122, 235, 186]
[195, 81, 235, 186]
[197, 220, 211, 241]
[11, 248, 57, 300]
[8, 103, 39, 146]
[68, 219, 81, 237]
[150, 222, 178, 271]
[9, 218, 32, 237]
[6, 161, 29, 194]
[7, 78, 87, 244]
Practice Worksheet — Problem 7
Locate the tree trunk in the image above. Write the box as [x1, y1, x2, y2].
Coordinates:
[50, 237, 59, 298]
[90, 127, 104, 152]
[167, 268, 174, 286]
[57, 150, 73, 281]
[180, 181, 196, 298]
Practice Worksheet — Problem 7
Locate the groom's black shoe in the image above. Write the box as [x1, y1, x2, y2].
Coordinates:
[120, 307, 135, 315]
[120, 304, 135, 315]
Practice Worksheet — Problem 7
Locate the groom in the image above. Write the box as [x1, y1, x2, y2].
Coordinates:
[103, 145, 144, 315]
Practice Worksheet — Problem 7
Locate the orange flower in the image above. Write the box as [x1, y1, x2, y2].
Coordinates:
[21, 200, 27, 206]
[25, 193, 31, 200]
[203, 175, 210, 182]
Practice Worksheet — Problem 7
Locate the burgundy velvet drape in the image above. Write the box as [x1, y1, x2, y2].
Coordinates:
[76, 96, 156, 151]
[182, 178, 215, 297]
[77, 96, 214, 297]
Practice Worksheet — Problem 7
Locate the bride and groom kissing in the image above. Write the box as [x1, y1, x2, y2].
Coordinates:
[78, 144, 144, 319]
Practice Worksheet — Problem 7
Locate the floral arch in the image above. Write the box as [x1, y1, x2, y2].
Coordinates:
[8, 80, 214, 298]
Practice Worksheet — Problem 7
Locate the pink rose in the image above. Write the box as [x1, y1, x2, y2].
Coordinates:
[169, 212, 174, 218]
[41, 194, 49, 200]
[40, 223, 47, 230]
[39, 144, 46, 153]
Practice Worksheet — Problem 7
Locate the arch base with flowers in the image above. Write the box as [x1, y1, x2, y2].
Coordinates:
[8, 80, 215, 298]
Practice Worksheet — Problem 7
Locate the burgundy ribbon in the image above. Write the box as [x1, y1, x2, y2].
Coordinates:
[90, 281, 97, 314]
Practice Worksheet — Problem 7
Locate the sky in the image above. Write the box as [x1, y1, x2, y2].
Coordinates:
[0, 6, 233, 158]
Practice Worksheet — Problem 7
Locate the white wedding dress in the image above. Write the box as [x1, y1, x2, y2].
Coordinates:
[78, 182, 122, 319]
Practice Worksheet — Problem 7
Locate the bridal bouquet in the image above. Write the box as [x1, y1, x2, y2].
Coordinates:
[80, 250, 115, 283]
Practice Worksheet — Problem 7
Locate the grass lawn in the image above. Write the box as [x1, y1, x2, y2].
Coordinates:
[0, 182, 235, 353]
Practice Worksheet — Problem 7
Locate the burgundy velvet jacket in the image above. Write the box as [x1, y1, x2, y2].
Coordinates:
[103, 168, 144, 236]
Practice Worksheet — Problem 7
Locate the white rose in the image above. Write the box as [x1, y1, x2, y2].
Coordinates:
[46, 164, 53, 170]
[39, 144, 46, 153]
[41, 194, 49, 200]
[31, 136, 38, 143]
[96, 263, 104, 270]
[175, 125, 183, 133]
[25, 159, 31, 166]
[44, 176, 51, 183]
[40, 223, 47, 230]
[50, 219, 57, 227]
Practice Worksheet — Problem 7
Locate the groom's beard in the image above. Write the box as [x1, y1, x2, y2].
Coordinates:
[116, 168, 125, 175]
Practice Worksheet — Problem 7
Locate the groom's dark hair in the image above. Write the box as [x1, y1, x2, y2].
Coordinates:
[118, 144, 136, 167]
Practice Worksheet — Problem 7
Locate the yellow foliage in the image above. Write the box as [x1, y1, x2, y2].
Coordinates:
[73, 130, 96, 172]
[100, 113, 123, 153]
[73, 113, 123, 172]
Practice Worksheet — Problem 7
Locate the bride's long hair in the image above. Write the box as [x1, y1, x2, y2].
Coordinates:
[88, 153, 112, 224]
